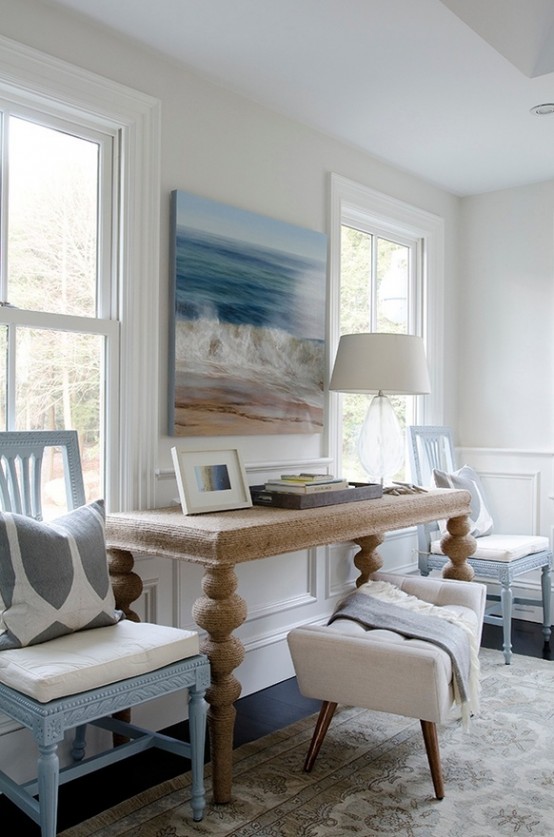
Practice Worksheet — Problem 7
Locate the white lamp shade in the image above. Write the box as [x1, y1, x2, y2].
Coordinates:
[329, 333, 431, 395]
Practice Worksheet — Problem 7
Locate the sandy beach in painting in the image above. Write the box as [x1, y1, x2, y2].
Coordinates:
[173, 318, 324, 435]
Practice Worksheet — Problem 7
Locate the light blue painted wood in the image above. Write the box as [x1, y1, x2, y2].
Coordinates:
[408, 425, 552, 664]
[0, 430, 86, 517]
[0, 431, 210, 834]
[0, 655, 210, 834]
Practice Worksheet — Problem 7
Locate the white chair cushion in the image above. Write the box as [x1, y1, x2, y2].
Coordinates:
[430, 533, 550, 562]
[0, 620, 200, 702]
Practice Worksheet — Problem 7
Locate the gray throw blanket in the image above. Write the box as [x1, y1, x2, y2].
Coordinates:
[329, 591, 471, 705]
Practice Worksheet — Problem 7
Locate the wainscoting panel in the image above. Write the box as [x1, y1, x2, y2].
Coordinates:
[458, 448, 552, 534]
[235, 548, 318, 619]
[477, 470, 541, 535]
[326, 542, 357, 599]
[131, 553, 177, 625]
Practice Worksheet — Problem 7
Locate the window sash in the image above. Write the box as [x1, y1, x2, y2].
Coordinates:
[340, 221, 421, 334]
[0, 103, 116, 317]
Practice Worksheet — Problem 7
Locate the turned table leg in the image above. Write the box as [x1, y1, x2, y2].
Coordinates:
[440, 514, 476, 581]
[192, 565, 247, 804]
[107, 548, 144, 742]
[107, 547, 144, 622]
[352, 532, 384, 586]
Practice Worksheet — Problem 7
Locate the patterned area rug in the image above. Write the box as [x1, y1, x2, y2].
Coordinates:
[60, 648, 554, 836]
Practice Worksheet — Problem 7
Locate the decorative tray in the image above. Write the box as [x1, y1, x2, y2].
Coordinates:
[249, 482, 383, 510]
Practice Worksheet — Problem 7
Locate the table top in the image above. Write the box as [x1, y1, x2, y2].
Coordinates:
[106, 488, 471, 568]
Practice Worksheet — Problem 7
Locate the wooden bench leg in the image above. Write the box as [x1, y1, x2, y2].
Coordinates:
[304, 701, 337, 772]
[420, 720, 444, 799]
[305, 706, 445, 800]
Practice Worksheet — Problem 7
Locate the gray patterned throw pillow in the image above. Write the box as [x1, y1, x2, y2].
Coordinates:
[0, 499, 123, 650]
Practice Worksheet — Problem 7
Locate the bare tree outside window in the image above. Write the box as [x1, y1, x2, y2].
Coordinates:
[1, 115, 110, 508]
[8, 118, 98, 317]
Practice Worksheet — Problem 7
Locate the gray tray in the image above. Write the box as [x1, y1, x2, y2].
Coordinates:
[250, 482, 383, 509]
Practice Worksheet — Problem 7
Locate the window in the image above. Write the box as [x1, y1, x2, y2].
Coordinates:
[0, 35, 161, 511]
[339, 223, 421, 481]
[329, 174, 445, 482]
[0, 108, 118, 506]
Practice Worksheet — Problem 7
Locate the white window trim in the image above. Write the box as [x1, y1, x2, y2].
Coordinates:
[0, 34, 161, 511]
[328, 173, 445, 466]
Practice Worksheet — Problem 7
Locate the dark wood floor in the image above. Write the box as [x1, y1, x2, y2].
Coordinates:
[1, 619, 550, 835]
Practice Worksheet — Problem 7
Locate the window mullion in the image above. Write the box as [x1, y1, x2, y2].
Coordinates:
[370, 236, 378, 331]
[96, 132, 115, 319]
[407, 240, 419, 335]
[6, 323, 16, 430]
[0, 111, 7, 302]
[0, 306, 116, 335]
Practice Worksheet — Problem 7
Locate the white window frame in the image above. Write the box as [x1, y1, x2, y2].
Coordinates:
[0, 34, 161, 511]
[328, 173, 445, 470]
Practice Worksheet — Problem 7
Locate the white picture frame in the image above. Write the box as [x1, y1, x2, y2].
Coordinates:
[171, 446, 252, 514]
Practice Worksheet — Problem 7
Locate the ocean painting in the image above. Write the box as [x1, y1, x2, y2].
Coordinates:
[169, 191, 328, 436]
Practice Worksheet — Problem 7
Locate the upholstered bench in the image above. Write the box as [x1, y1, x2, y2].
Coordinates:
[288, 571, 486, 799]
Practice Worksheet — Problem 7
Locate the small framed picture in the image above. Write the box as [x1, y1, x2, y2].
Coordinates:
[171, 447, 252, 514]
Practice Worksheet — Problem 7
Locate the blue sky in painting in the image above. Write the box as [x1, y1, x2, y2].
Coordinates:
[175, 191, 326, 262]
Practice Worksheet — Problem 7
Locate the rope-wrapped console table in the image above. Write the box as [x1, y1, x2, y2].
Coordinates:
[106, 488, 475, 805]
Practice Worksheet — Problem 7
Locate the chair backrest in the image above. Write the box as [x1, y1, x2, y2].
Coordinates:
[0, 430, 86, 520]
[408, 425, 457, 487]
[407, 425, 458, 552]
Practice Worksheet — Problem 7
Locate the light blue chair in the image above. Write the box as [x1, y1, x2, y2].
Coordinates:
[408, 425, 552, 664]
[0, 431, 209, 835]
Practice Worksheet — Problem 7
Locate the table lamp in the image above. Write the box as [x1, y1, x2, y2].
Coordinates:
[329, 333, 431, 484]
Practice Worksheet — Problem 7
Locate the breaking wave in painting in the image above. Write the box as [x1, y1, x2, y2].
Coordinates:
[172, 222, 326, 435]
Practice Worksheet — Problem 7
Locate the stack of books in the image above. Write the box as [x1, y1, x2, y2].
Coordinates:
[265, 474, 350, 494]
[250, 473, 383, 509]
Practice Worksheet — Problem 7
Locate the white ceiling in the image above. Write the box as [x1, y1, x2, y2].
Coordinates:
[41, 0, 554, 196]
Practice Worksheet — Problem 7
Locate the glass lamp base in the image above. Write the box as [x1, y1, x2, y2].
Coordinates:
[357, 393, 404, 484]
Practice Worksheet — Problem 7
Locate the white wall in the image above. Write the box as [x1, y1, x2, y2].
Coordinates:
[458, 182, 554, 450]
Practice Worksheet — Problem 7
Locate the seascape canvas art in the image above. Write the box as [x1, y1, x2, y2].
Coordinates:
[169, 191, 328, 436]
